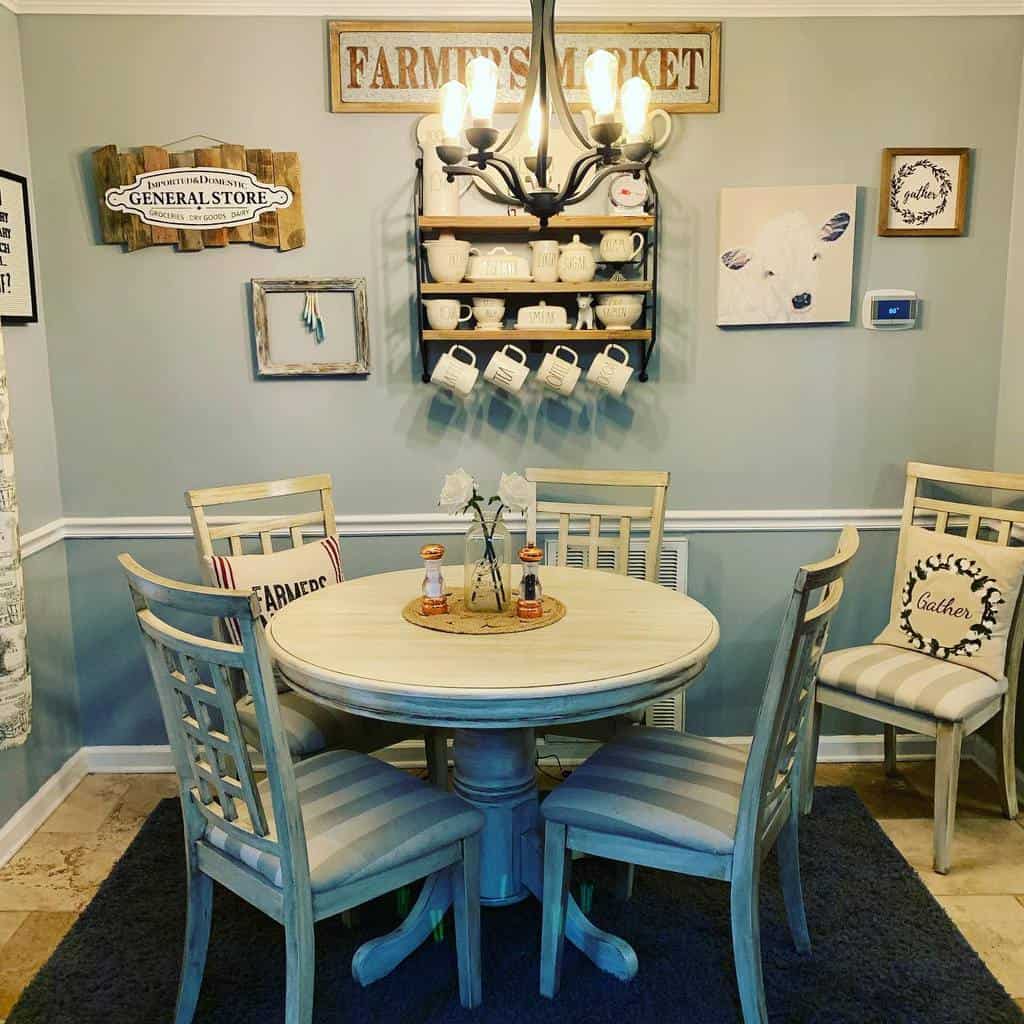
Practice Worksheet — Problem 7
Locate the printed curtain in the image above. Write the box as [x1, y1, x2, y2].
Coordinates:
[0, 323, 30, 750]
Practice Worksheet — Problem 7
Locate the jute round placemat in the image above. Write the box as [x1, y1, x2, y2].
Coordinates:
[402, 587, 566, 635]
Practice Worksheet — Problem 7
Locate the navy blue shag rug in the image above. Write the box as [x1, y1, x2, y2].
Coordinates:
[8, 787, 1022, 1024]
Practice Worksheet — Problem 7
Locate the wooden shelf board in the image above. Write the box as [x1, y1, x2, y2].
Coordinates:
[419, 215, 655, 232]
[421, 280, 651, 295]
[422, 329, 651, 342]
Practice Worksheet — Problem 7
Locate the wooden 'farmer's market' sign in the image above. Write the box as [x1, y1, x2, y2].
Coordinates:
[92, 144, 306, 253]
[329, 21, 720, 114]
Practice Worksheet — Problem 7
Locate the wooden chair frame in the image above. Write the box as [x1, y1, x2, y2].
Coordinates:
[119, 555, 481, 1023]
[524, 468, 670, 584]
[185, 474, 448, 779]
[803, 462, 1024, 874]
[540, 528, 860, 1024]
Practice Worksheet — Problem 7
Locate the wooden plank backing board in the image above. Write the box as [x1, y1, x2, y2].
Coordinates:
[92, 144, 305, 253]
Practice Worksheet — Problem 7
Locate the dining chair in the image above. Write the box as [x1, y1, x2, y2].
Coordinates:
[539, 527, 860, 1024]
[802, 462, 1024, 873]
[119, 555, 483, 1023]
[525, 467, 671, 743]
[186, 474, 448, 782]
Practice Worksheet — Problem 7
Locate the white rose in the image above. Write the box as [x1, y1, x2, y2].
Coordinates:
[497, 472, 533, 512]
[438, 468, 476, 514]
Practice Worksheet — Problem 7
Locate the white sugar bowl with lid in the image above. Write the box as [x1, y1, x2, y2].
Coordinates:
[516, 300, 568, 331]
[557, 234, 596, 284]
[422, 232, 475, 284]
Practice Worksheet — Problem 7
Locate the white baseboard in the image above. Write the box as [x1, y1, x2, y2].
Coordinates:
[0, 749, 89, 868]
[82, 745, 178, 773]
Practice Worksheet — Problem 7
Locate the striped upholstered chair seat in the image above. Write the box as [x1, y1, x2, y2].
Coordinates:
[540, 729, 748, 855]
[818, 645, 1007, 723]
[207, 749, 483, 891]
[235, 689, 411, 760]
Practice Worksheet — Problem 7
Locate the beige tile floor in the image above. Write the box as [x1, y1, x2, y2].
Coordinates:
[0, 762, 1022, 1020]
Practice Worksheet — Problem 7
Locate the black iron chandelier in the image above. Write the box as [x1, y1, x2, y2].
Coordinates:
[435, 0, 656, 225]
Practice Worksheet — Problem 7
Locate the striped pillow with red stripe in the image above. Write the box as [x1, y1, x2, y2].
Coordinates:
[206, 536, 344, 646]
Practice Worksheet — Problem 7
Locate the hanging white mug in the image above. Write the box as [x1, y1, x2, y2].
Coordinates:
[538, 345, 581, 396]
[483, 344, 530, 394]
[423, 299, 473, 331]
[586, 343, 634, 397]
[599, 230, 645, 263]
[431, 344, 478, 397]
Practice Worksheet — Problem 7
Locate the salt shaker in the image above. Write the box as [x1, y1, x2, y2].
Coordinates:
[420, 543, 448, 616]
[517, 544, 544, 619]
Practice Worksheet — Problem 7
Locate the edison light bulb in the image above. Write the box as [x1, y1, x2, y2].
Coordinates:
[621, 77, 651, 141]
[466, 56, 499, 126]
[439, 80, 467, 144]
[584, 49, 619, 123]
[527, 93, 543, 154]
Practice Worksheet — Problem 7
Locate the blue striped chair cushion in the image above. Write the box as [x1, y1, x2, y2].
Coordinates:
[541, 729, 748, 854]
[235, 691, 412, 759]
[818, 645, 1007, 722]
[206, 749, 483, 891]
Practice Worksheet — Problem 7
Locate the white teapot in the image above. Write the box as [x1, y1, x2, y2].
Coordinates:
[557, 235, 596, 284]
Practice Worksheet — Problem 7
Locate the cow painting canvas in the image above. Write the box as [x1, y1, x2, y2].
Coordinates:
[717, 184, 857, 327]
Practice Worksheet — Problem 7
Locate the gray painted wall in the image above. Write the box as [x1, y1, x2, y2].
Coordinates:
[0, 7, 79, 830]
[9, 16, 1024, 756]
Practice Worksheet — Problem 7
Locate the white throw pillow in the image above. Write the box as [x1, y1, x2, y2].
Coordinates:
[206, 536, 344, 645]
[875, 525, 1024, 680]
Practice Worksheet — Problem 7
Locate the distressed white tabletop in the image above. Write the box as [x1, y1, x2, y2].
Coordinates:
[268, 565, 719, 727]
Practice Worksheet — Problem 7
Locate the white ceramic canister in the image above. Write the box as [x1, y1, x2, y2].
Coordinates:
[528, 239, 561, 284]
[423, 232, 475, 284]
[557, 234, 596, 284]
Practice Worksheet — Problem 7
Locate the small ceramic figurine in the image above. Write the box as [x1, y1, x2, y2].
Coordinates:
[574, 295, 594, 330]
[420, 543, 449, 615]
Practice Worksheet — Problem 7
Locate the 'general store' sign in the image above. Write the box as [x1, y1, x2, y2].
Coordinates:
[329, 21, 720, 114]
[105, 168, 293, 230]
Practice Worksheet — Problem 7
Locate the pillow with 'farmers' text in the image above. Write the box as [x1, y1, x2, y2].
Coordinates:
[875, 525, 1024, 680]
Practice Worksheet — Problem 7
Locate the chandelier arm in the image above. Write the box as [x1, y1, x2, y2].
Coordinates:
[444, 166, 524, 206]
[496, 0, 544, 155]
[480, 155, 531, 203]
[555, 151, 605, 204]
[541, 0, 593, 152]
[560, 163, 649, 208]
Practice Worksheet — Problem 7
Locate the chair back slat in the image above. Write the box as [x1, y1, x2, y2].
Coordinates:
[525, 467, 670, 584]
[120, 554, 311, 891]
[735, 527, 859, 864]
[894, 462, 1024, 713]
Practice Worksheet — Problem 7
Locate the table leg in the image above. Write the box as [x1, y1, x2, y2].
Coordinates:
[452, 727, 540, 906]
[351, 869, 453, 986]
[521, 821, 639, 981]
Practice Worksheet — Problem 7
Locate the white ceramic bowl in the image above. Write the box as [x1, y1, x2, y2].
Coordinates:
[595, 296, 643, 330]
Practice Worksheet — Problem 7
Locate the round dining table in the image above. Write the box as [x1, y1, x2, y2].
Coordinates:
[267, 564, 719, 986]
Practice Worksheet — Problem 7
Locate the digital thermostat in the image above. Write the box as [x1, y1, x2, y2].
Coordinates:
[862, 290, 919, 331]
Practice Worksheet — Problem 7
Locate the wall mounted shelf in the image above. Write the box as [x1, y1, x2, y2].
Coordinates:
[413, 160, 660, 383]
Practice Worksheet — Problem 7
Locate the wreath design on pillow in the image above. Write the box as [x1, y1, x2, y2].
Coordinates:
[899, 553, 1003, 660]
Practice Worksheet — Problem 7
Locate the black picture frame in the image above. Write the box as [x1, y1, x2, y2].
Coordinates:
[0, 170, 39, 326]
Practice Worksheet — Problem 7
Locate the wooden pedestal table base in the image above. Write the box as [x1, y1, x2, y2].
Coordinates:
[267, 566, 719, 989]
[352, 725, 637, 985]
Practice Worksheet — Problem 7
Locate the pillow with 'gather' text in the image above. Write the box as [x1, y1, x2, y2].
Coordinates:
[875, 525, 1024, 680]
[206, 536, 344, 647]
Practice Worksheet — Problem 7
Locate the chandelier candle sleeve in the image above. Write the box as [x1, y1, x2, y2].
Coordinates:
[621, 77, 653, 142]
[440, 81, 468, 144]
[420, 543, 448, 616]
[584, 50, 619, 123]
[466, 57, 499, 127]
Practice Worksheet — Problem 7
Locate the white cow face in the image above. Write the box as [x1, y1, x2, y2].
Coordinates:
[721, 210, 851, 318]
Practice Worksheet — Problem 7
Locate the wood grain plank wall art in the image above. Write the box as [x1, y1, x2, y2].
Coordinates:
[92, 143, 305, 253]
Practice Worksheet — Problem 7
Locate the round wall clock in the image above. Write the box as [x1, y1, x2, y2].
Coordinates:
[608, 173, 650, 216]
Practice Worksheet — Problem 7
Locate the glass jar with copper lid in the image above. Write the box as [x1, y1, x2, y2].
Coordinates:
[517, 544, 544, 619]
[420, 543, 448, 616]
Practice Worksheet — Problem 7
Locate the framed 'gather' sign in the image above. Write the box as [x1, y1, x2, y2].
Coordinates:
[0, 171, 38, 326]
[329, 21, 721, 114]
[878, 148, 970, 237]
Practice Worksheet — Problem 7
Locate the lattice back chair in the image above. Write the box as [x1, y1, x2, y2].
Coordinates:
[803, 462, 1024, 873]
[120, 555, 482, 1023]
[525, 468, 669, 584]
[539, 528, 859, 1023]
[185, 475, 446, 778]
